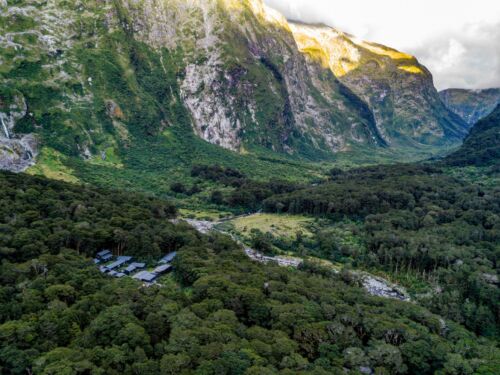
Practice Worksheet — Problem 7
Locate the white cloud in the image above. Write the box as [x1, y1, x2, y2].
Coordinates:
[264, 0, 500, 90]
[440, 40, 467, 72]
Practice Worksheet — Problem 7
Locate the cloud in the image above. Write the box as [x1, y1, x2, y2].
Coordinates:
[264, 0, 500, 90]
[411, 22, 500, 89]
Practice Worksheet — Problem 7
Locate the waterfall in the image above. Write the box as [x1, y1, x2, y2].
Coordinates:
[0, 116, 10, 139]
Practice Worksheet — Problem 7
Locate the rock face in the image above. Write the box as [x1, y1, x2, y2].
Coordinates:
[440, 88, 500, 127]
[358, 274, 410, 301]
[121, 0, 383, 153]
[0, 0, 469, 173]
[0, 93, 37, 172]
[289, 22, 468, 146]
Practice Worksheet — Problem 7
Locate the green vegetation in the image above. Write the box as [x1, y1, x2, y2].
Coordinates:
[228, 213, 314, 239]
[0, 171, 177, 263]
[259, 165, 500, 338]
[1, 0, 468, 200]
[27, 148, 79, 184]
[1, 170, 499, 375]
[444, 104, 500, 167]
[445, 166, 500, 189]
[1, 2, 500, 374]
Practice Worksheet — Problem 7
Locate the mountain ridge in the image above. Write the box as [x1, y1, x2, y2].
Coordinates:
[288, 21, 468, 146]
[440, 88, 500, 127]
[0, 0, 468, 180]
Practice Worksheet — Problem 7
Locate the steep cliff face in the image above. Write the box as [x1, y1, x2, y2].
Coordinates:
[440, 88, 500, 127]
[0, 0, 385, 174]
[0, 0, 115, 171]
[0, 0, 467, 174]
[289, 22, 468, 146]
[120, 0, 383, 153]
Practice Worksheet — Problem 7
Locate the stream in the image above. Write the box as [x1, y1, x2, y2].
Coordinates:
[1, 115, 10, 139]
[183, 216, 410, 301]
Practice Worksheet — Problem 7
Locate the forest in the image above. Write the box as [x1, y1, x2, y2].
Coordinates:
[1, 170, 499, 374]
[191, 164, 500, 339]
[260, 165, 500, 338]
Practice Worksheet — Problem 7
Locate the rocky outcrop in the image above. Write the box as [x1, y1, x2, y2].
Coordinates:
[0, 94, 37, 172]
[358, 274, 410, 301]
[440, 88, 500, 127]
[0, 135, 38, 172]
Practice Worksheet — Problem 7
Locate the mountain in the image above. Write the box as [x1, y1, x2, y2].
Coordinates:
[0, 0, 379, 175]
[445, 104, 500, 167]
[0, 0, 467, 180]
[440, 88, 500, 127]
[288, 22, 468, 147]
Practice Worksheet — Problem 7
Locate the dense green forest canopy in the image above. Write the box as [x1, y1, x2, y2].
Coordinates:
[189, 164, 500, 339]
[0, 171, 499, 374]
[260, 165, 500, 338]
[0, 172, 178, 263]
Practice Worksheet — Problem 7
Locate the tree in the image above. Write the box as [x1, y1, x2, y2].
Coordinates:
[170, 183, 186, 194]
[210, 190, 224, 205]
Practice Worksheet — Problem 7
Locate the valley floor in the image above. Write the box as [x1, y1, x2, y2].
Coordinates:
[183, 213, 410, 302]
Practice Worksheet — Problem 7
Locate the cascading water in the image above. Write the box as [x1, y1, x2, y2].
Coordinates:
[0, 115, 10, 139]
[0, 96, 38, 172]
[0, 113, 38, 172]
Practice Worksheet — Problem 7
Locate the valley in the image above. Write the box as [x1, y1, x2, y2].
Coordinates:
[0, 0, 471, 195]
[183, 213, 411, 301]
[0, 0, 499, 374]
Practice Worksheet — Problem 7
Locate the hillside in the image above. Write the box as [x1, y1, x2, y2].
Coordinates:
[0, 0, 467, 188]
[440, 88, 500, 127]
[0, 0, 380, 175]
[445, 104, 500, 167]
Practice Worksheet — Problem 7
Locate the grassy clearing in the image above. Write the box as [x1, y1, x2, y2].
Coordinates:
[178, 208, 234, 221]
[27, 147, 79, 183]
[229, 213, 314, 239]
[87, 146, 124, 168]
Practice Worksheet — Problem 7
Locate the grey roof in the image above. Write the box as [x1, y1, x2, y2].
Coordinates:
[124, 262, 146, 273]
[106, 256, 133, 270]
[115, 272, 126, 278]
[101, 253, 113, 261]
[93, 258, 101, 264]
[97, 250, 112, 258]
[159, 252, 177, 264]
[153, 264, 172, 274]
[99, 266, 109, 273]
[108, 270, 118, 276]
[133, 271, 157, 282]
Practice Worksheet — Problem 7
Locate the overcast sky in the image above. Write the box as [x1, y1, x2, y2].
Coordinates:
[264, 0, 500, 90]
